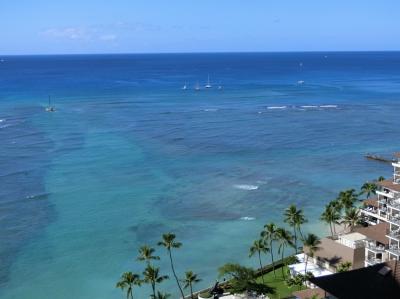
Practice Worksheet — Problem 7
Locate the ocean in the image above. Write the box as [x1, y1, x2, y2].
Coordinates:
[1, 52, 400, 298]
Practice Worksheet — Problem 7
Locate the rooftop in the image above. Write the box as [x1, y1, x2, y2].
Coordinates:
[363, 197, 378, 208]
[377, 180, 400, 192]
[309, 260, 400, 299]
[354, 222, 389, 245]
[340, 232, 366, 242]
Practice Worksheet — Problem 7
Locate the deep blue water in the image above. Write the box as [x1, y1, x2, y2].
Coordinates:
[1, 52, 400, 298]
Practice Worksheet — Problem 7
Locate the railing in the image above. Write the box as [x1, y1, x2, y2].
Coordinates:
[387, 200, 400, 210]
[366, 258, 383, 265]
[388, 215, 400, 225]
[365, 241, 386, 252]
[387, 229, 400, 240]
[360, 206, 378, 214]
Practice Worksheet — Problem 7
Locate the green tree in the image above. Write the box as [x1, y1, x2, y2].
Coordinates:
[377, 176, 385, 182]
[143, 265, 169, 299]
[116, 272, 141, 299]
[261, 223, 278, 278]
[303, 233, 321, 275]
[320, 205, 341, 237]
[249, 239, 270, 284]
[284, 205, 307, 253]
[181, 271, 201, 299]
[360, 182, 377, 199]
[218, 263, 275, 295]
[276, 228, 294, 278]
[337, 189, 358, 210]
[137, 245, 160, 265]
[343, 208, 360, 232]
[158, 233, 185, 299]
[336, 261, 352, 272]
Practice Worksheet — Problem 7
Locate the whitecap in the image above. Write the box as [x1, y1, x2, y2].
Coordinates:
[300, 105, 318, 108]
[203, 108, 218, 112]
[320, 105, 338, 108]
[267, 106, 287, 110]
[240, 216, 256, 221]
[233, 184, 259, 190]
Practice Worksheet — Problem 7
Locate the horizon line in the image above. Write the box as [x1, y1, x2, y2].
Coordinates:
[2, 49, 400, 57]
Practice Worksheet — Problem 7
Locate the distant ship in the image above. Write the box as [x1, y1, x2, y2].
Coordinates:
[297, 80, 305, 85]
[194, 82, 200, 91]
[182, 83, 187, 90]
[45, 95, 56, 112]
[205, 74, 212, 88]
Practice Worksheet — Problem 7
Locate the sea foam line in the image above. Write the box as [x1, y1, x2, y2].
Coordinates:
[240, 216, 256, 221]
[267, 106, 287, 110]
[233, 184, 259, 190]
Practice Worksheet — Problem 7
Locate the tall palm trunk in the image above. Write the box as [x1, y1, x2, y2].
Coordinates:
[151, 282, 156, 299]
[269, 240, 276, 278]
[168, 249, 185, 299]
[304, 255, 308, 275]
[297, 225, 304, 240]
[293, 227, 298, 254]
[281, 245, 285, 278]
[258, 251, 265, 284]
[190, 282, 194, 299]
[329, 222, 333, 237]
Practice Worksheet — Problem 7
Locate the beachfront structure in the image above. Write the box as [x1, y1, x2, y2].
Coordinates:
[308, 260, 400, 299]
[359, 153, 400, 263]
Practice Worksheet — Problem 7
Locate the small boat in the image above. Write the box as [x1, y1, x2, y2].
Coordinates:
[297, 80, 305, 85]
[194, 82, 200, 91]
[45, 95, 56, 112]
[218, 85, 223, 90]
[182, 83, 187, 90]
[205, 74, 212, 88]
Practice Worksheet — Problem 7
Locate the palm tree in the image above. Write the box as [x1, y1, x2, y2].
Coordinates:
[158, 233, 185, 299]
[143, 265, 169, 299]
[320, 205, 341, 237]
[337, 189, 358, 210]
[302, 233, 321, 275]
[249, 239, 270, 284]
[295, 209, 307, 241]
[284, 205, 299, 253]
[343, 208, 360, 232]
[116, 272, 141, 299]
[377, 176, 385, 182]
[360, 182, 377, 199]
[137, 245, 160, 265]
[275, 227, 294, 278]
[182, 271, 201, 299]
[153, 291, 171, 299]
[284, 205, 307, 253]
[261, 222, 278, 278]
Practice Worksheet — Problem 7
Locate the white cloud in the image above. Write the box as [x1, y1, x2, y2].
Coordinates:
[41, 27, 89, 40]
[40, 26, 117, 42]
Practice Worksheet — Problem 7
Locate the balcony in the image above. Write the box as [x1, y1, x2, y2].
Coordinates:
[387, 229, 400, 241]
[387, 247, 400, 256]
[386, 199, 400, 210]
[388, 215, 400, 225]
[366, 258, 383, 265]
[376, 190, 396, 198]
[365, 241, 386, 252]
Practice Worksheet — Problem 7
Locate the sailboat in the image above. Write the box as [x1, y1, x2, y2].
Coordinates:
[194, 81, 200, 91]
[45, 95, 56, 112]
[182, 83, 187, 90]
[205, 74, 212, 88]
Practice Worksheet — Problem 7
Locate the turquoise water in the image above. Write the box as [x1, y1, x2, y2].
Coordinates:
[1, 52, 400, 298]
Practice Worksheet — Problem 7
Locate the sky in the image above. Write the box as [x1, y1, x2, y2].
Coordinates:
[1, 0, 400, 55]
